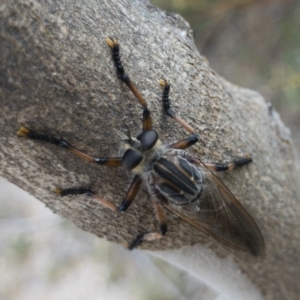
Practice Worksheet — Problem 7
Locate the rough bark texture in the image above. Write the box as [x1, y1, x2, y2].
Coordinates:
[0, 1, 299, 299]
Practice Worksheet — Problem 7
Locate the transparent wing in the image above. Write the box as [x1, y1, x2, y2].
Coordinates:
[163, 163, 265, 257]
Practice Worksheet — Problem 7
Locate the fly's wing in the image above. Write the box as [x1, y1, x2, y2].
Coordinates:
[163, 164, 265, 257]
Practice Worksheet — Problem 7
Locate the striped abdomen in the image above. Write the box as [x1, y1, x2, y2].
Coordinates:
[149, 150, 204, 206]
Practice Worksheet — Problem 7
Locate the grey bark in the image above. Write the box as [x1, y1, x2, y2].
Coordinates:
[0, 1, 299, 299]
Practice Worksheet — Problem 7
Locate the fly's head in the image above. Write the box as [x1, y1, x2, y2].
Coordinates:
[120, 129, 162, 174]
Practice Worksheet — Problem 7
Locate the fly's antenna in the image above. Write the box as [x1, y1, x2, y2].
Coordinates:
[113, 128, 137, 147]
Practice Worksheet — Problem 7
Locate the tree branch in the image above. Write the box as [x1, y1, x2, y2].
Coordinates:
[1, 1, 299, 299]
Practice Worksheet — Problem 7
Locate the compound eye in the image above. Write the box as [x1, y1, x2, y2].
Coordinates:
[122, 149, 143, 170]
[137, 130, 158, 150]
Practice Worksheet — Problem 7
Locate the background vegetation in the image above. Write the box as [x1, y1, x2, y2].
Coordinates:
[152, 0, 300, 152]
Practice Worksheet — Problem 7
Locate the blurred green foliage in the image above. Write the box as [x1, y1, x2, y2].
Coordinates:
[151, 0, 300, 149]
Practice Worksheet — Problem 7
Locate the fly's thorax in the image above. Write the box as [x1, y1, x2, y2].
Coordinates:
[131, 143, 167, 175]
[148, 150, 205, 206]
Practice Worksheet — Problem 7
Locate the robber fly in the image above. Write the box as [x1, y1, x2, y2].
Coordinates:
[17, 37, 265, 257]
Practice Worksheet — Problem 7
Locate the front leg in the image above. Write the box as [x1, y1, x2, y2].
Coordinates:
[159, 79, 199, 150]
[106, 37, 152, 131]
